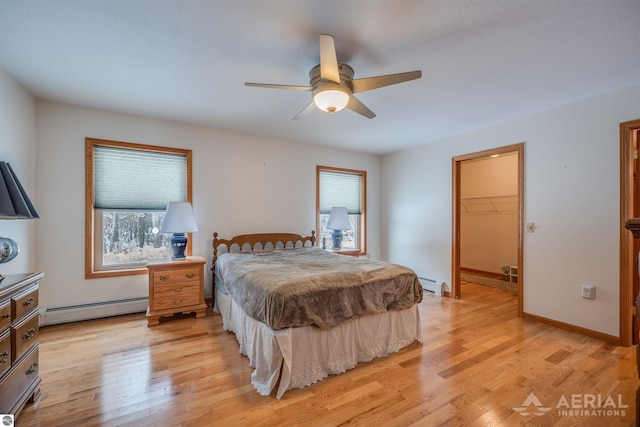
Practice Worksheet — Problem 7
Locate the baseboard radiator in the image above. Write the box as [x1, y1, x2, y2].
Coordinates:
[42, 296, 148, 326]
[418, 277, 445, 296]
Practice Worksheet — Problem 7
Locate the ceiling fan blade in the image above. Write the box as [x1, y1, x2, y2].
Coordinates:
[245, 82, 312, 91]
[351, 70, 422, 93]
[346, 95, 376, 119]
[293, 101, 317, 120]
[319, 34, 341, 84]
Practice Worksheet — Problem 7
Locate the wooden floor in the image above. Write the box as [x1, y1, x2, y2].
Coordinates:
[19, 282, 639, 426]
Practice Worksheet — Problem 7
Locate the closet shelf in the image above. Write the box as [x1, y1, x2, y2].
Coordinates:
[461, 195, 518, 214]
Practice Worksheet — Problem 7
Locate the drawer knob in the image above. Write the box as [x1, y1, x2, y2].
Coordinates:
[0, 350, 8, 365]
[159, 275, 169, 281]
[173, 300, 183, 305]
[185, 273, 195, 279]
[23, 297, 35, 306]
[174, 287, 183, 292]
[22, 328, 36, 340]
[26, 362, 38, 375]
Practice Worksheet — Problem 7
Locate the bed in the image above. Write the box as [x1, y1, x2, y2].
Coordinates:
[211, 231, 423, 398]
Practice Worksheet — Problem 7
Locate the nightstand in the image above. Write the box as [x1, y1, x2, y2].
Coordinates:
[146, 256, 207, 327]
[332, 249, 362, 257]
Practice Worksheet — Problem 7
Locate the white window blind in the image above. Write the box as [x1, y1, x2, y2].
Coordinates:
[94, 146, 187, 210]
[319, 170, 362, 214]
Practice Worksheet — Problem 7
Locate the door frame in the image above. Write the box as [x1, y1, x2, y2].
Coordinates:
[620, 119, 640, 347]
[452, 142, 524, 316]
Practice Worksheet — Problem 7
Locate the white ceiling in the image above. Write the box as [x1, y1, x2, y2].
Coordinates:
[1, 1, 639, 155]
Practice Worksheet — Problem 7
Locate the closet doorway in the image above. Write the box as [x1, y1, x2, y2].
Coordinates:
[452, 143, 524, 317]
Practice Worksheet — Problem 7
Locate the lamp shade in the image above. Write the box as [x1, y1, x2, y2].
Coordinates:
[160, 202, 198, 233]
[326, 207, 350, 230]
[313, 85, 350, 114]
[0, 162, 39, 219]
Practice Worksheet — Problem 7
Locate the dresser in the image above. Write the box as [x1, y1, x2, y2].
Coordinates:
[0, 272, 43, 418]
[146, 256, 207, 327]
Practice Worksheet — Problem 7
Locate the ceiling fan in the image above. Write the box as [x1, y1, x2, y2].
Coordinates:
[245, 34, 422, 119]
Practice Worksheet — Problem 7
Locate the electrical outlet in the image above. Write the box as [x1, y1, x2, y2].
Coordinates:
[581, 284, 595, 300]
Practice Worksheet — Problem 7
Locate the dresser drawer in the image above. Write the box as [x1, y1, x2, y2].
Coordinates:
[0, 329, 11, 378]
[153, 267, 200, 285]
[13, 285, 38, 321]
[12, 310, 38, 363]
[0, 301, 11, 331]
[0, 345, 38, 414]
[153, 283, 200, 311]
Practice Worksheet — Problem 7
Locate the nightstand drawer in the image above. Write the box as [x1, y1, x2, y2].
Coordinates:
[13, 285, 38, 321]
[12, 310, 38, 363]
[153, 283, 200, 311]
[0, 301, 11, 331]
[153, 267, 200, 285]
[0, 329, 11, 378]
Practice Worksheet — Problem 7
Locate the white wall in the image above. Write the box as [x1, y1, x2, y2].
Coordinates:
[8, 65, 639, 337]
[35, 100, 381, 311]
[0, 69, 38, 274]
[382, 83, 640, 338]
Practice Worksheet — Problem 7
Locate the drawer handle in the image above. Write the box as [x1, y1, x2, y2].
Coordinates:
[185, 273, 196, 279]
[26, 362, 38, 375]
[23, 297, 35, 306]
[159, 275, 170, 281]
[22, 328, 36, 340]
[173, 300, 183, 305]
[174, 287, 183, 292]
[0, 350, 8, 365]
[2, 313, 9, 319]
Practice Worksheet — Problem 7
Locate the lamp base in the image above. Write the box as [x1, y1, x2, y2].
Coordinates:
[331, 230, 344, 250]
[0, 237, 19, 264]
[170, 233, 188, 259]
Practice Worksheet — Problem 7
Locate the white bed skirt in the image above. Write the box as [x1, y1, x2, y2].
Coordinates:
[215, 287, 423, 399]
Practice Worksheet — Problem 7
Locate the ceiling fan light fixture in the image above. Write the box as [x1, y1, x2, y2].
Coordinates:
[313, 86, 350, 114]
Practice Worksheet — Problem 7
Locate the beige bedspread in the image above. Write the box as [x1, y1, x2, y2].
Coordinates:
[214, 247, 423, 330]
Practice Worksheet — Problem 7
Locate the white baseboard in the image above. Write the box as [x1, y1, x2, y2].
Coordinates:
[418, 277, 444, 296]
[41, 297, 148, 326]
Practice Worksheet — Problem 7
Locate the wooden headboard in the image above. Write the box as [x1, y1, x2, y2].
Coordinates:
[212, 231, 316, 264]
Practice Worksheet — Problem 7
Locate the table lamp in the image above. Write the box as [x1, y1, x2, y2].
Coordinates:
[0, 162, 40, 280]
[326, 207, 350, 250]
[160, 202, 198, 259]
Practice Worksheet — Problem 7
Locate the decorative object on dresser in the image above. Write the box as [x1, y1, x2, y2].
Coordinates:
[0, 162, 40, 278]
[146, 256, 207, 327]
[0, 273, 43, 419]
[160, 202, 198, 259]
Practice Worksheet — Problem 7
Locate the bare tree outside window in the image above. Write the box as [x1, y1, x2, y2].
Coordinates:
[101, 211, 172, 266]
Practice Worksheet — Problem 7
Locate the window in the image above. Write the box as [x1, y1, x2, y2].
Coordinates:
[85, 138, 192, 278]
[316, 166, 366, 253]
